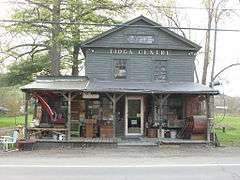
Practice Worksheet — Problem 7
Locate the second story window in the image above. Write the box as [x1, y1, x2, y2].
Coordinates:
[114, 59, 127, 79]
[153, 60, 167, 82]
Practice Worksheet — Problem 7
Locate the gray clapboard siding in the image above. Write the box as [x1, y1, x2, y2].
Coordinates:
[83, 20, 193, 50]
[85, 49, 195, 82]
[83, 17, 198, 83]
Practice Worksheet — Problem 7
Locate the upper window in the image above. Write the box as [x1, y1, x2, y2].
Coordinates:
[153, 60, 167, 82]
[114, 59, 127, 79]
[127, 35, 155, 44]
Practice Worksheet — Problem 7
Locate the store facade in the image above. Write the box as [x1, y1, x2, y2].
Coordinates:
[21, 16, 218, 145]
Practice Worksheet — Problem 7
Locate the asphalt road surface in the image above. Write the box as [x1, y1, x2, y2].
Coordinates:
[1, 146, 240, 180]
[0, 164, 240, 180]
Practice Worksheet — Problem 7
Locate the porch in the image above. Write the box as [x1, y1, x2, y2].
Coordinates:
[31, 137, 210, 150]
[21, 76, 218, 145]
[23, 92, 213, 144]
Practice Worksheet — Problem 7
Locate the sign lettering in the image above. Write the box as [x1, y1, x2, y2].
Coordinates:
[109, 48, 169, 56]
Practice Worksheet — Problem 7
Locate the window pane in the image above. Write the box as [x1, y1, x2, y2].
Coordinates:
[153, 60, 167, 82]
[114, 59, 127, 79]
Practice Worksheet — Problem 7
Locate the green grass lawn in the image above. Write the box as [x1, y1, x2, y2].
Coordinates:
[0, 115, 33, 128]
[215, 115, 240, 147]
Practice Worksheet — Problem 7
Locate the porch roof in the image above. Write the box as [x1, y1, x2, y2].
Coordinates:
[21, 76, 218, 94]
[86, 80, 219, 94]
[21, 76, 88, 91]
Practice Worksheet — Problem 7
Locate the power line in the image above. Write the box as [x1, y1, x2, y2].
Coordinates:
[0, 1, 240, 11]
[0, 19, 240, 32]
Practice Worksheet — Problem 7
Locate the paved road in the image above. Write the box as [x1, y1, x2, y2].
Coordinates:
[1, 146, 240, 180]
[0, 164, 240, 180]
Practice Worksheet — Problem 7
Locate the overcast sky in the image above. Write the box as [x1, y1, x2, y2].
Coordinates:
[0, 0, 240, 97]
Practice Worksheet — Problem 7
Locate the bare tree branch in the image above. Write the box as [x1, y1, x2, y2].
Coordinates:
[164, 13, 186, 38]
[7, 43, 48, 52]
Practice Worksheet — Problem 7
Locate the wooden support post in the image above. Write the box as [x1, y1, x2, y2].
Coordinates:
[112, 94, 116, 138]
[105, 93, 124, 139]
[206, 94, 214, 143]
[33, 99, 37, 119]
[152, 94, 157, 123]
[67, 92, 72, 141]
[159, 94, 163, 122]
[24, 92, 29, 140]
[159, 94, 170, 122]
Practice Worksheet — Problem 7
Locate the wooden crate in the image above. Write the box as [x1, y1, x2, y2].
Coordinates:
[147, 128, 157, 138]
[100, 125, 113, 138]
[85, 123, 94, 138]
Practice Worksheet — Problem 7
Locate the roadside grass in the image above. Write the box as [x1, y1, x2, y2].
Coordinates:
[215, 115, 240, 147]
[0, 115, 32, 128]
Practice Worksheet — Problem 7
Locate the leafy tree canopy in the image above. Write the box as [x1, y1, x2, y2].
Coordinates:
[3, 0, 133, 76]
[1, 54, 51, 86]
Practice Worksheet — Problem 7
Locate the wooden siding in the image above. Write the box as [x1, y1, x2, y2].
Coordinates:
[85, 48, 195, 82]
[83, 20, 195, 50]
[83, 18, 197, 83]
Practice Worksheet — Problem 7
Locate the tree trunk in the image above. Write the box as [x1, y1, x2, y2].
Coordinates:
[71, 44, 80, 76]
[50, 0, 61, 76]
[210, 19, 218, 84]
[202, 13, 212, 85]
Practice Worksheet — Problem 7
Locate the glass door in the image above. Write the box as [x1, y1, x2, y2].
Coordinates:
[125, 96, 143, 136]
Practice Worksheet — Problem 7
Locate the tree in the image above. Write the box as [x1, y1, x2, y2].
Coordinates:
[201, 0, 215, 85]
[201, 0, 231, 85]
[210, 0, 231, 84]
[1, 54, 51, 86]
[2, 0, 133, 76]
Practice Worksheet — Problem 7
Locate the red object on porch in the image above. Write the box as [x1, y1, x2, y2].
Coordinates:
[33, 94, 54, 121]
[33, 94, 65, 124]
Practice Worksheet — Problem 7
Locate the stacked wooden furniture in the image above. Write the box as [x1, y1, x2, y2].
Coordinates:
[147, 128, 157, 138]
[70, 97, 84, 137]
[85, 119, 97, 138]
[100, 124, 113, 138]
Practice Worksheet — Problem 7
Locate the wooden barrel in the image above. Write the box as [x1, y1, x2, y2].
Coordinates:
[191, 115, 207, 134]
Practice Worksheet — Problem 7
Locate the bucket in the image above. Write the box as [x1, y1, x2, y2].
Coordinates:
[161, 129, 165, 138]
[170, 130, 177, 139]
[58, 134, 65, 141]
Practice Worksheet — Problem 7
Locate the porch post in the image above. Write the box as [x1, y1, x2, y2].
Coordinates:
[105, 93, 124, 139]
[33, 99, 37, 119]
[206, 94, 214, 143]
[24, 92, 29, 140]
[152, 94, 157, 123]
[67, 92, 71, 141]
[112, 94, 116, 138]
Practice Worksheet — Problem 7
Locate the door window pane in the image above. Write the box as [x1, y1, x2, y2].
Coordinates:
[128, 99, 141, 134]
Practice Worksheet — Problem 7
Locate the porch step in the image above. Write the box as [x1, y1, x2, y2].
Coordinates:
[117, 139, 159, 146]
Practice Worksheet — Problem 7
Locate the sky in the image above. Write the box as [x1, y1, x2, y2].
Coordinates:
[0, 0, 240, 97]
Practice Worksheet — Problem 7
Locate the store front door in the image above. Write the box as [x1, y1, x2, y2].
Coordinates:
[125, 96, 144, 136]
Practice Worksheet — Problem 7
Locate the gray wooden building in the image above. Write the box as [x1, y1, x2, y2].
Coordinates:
[21, 16, 218, 145]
